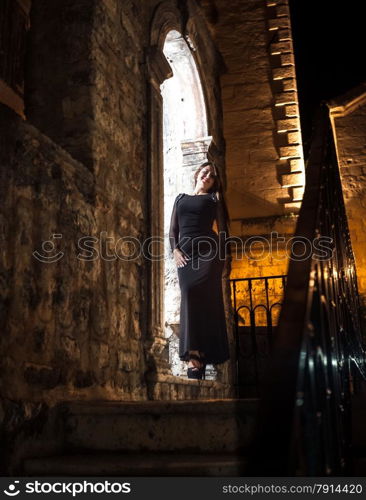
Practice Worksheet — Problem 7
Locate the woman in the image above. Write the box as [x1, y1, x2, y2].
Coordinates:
[169, 161, 230, 379]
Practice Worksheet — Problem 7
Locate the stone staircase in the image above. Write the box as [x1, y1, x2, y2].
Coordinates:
[23, 399, 258, 476]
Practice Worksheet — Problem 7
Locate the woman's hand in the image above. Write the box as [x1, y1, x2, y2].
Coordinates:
[173, 248, 190, 268]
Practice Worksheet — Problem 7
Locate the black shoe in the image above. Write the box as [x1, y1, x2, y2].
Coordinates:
[187, 354, 206, 380]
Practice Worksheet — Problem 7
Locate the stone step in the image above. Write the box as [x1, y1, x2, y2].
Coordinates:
[63, 399, 258, 453]
[24, 452, 247, 477]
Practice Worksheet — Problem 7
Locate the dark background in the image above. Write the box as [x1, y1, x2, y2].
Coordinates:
[289, 0, 365, 153]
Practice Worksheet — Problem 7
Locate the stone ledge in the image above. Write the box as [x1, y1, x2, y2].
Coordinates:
[146, 372, 234, 400]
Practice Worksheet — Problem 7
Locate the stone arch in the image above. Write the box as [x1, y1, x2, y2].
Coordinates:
[149, 1, 183, 48]
[149, 1, 219, 150]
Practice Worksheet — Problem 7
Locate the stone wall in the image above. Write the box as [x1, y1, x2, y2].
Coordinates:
[26, 0, 149, 183]
[329, 91, 366, 325]
[230, 214, 296, 279]
[22, 0, 163, 402]
[199, 0, 305, 281]
[25, 0, 96, 168]
[209, 0, 305, 219]
[0, 105, 148, 403]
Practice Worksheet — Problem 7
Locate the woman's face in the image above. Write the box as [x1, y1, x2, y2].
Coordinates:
[197, 166, 216, 191]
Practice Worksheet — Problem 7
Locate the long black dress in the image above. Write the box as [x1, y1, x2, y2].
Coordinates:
[169, 192, 230, 365]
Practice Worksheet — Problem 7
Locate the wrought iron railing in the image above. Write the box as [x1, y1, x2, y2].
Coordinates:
[247, 103, 366, 476]
[230, 275, 287, 397]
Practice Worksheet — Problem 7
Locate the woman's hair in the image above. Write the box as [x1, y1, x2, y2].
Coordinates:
[194, 161, 231, 231]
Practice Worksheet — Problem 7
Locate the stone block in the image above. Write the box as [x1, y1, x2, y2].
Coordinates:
[287, 131, 302, 144]
[283, 200, 302, 212]
[277, 28, 291, 41]
[291, 186, 305, 201]
[272, 65, 296, 80]
[276, 5, 291, 17]
[289, 158, 304, 172]
[281, 172, 305, 187]
[221, 82, 272, 110]
[248, 148, 279, 164]
[223, 108, 275, 137]
[279, 145, 303, 159]
[284, 104, 298, 117]
[281, 78, 297, 91]
[268, 17, 290, 31]
[270, 41, 292, 55]
[277, 118, 300, 132]
[275, 91, 297, 106]
[280, 53, 295, 66]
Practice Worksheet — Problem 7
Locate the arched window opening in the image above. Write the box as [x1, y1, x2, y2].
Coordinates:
[162, 29, 212, 378]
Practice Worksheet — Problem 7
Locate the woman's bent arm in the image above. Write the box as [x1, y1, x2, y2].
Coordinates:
[169, 195, 180, 253]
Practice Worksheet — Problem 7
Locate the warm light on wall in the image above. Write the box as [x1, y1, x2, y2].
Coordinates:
[230, 245, 289, 327]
